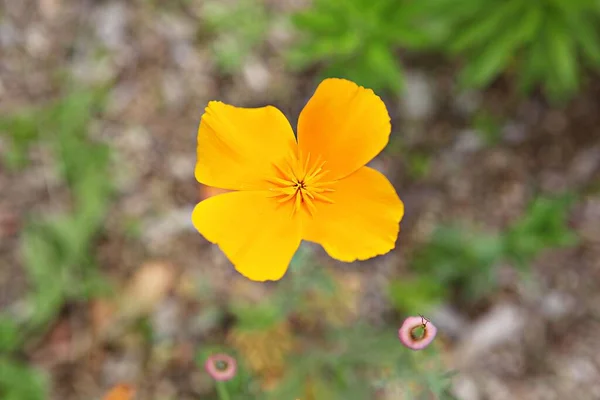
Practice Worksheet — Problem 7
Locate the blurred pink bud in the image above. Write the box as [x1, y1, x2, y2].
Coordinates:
[398, 315, 437, 350]
[205, 353, 237, 381]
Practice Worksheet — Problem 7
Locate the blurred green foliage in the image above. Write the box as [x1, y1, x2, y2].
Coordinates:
[0, 88, 112, 400]
[0, 358, 48, 400]
[472, 110, 502, 146]
[289, 0, 433, 94]
[290, 0, 600, 101]
[425, 0, 600, 100]
[503, 194, 579, 268]
[203, 0, 272, 74]
[19, 89, 112, 330]
[199, 246, 455, 399]
[269, 325, 454, 400]
[389, 194, 579, 314]
[0, 108, 47, 171]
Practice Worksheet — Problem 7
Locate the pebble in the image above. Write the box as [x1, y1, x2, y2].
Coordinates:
[452, 375, 481, 400]
[455, 304, 525, 367]
[94, 2, 129, 51]
[400, 70, 435, 120]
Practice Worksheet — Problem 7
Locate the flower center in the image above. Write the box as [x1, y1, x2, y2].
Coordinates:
[410, 325, 427, 341]
[215, 360, 228, 371]
[267, 151, 337, 216]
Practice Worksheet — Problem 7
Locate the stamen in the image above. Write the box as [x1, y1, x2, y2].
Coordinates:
[267, 152, 338, 217]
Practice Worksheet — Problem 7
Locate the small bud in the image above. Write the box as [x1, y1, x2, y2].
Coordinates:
[205, 353, 237, 381]
[398, 315, 437, 350]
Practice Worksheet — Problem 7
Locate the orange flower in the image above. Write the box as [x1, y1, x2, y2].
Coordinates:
[103, 384, 135, 400]
[192, 78, 404, 281]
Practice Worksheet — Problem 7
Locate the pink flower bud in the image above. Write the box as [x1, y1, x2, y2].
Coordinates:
[205, 353, 237, 381]
[398, 315, 437, 350]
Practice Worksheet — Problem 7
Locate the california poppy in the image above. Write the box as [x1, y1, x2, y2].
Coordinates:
[192, 78, 404, 281]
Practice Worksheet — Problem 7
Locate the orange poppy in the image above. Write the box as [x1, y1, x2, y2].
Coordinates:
[192, 78, 404, 281]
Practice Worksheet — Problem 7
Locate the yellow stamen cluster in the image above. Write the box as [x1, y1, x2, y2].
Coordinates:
[267, 151, 336, 215]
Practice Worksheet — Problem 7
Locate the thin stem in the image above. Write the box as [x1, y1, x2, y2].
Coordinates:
[216, 381, 231, 400]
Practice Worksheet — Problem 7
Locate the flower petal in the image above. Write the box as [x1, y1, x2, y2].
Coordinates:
[192, 191, 301, 281]
[302, 166, 403, 261]
[297, 78, 391, 179]
[196, 101, 297, 190]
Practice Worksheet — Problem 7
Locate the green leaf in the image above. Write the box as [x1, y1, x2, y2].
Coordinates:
[0, 316, 21, 352]
[0, 110, 41, 170]
[292, 8, 344, 34]
[387, 276, 447, 314]
[519, 30, 547, 93]
[570, 17, 600, 67]
[448, 0, 522, 54]
[544, 14, 579, 99]
[424, 0, 486, 26]
[0, 358, 48, 400]
[378, 2, 434, 48]
[503, 195, 579, 267]
[230, 302, 285, 331]
[365, 42, 404, 93]
[459, 7, 534, 89]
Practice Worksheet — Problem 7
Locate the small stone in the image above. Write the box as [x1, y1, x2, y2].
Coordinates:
[168, 154, 195, 181]
[141, 207, 196, 251]
[119, 261, 176, 319]
[242, 58, 271, 93]
[25, 27, 50, 57]
[452, 375, 481, 400]
[94, 2, 128, 50]
[0, 22, 19, 48]
[71, 56, 116, 85]
[161, 71, 187, 109]
[102, 352, 142, 385]
[453, 90, 481, 116]
[540, 291, 575, 321]
[502, 122, 528, 144]
[39, 0, 61, 20]
[400, 71, 435, 120]
[569, 146, 600, 186]
[456, 304, 525, 366]
[454, 129, 484, 154]
[564, 358, 598, 383]
[430, 304, 470, 340]
[151, 298, 180, 342]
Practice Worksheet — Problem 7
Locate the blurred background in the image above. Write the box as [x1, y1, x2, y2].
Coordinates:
[1, 0, 600, 399]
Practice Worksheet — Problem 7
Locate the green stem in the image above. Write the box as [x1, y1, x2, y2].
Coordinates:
[216, 381, 231, 400]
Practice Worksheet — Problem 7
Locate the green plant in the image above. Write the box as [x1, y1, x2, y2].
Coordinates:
[423, 0, 600, 101]
[0, 315, 48, 400]
[503, 194, 579, 268]
[202, 0, 272, 74]
[289, 0, 433, 94]
[389, 194, 579, 312]
[472, 110, 502, 146]
[210, 244, 455, 399]
[0, 107, 49, 170]
[0, 357, 48, 400]
[269, 325, 454, 400]
[1, 312, 46, 400]
[19, 89, 113, 331]
[406, 152, 432, 180]
[0, 88, 113, 400]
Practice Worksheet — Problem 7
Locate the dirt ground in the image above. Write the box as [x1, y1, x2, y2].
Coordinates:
[1, 1, 600, 399]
